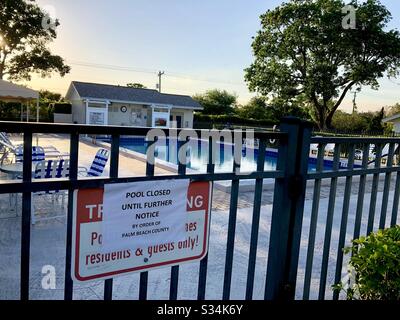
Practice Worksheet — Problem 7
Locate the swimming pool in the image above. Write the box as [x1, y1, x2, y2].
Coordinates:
[103, 137, 356, 173]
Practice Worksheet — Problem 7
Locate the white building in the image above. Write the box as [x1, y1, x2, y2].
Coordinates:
[65, 81, 203, 128]
[383, 113, 400, 134]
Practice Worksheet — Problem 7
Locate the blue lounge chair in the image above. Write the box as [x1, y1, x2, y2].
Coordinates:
[0, 132, 68, 162]
[79, 149, 109, 177]
[15, 145, 46, 163]
[31, 159, 70, 224]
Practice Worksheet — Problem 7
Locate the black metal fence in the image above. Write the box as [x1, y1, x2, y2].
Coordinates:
[0, 117, 399, 300]
[301, 135, 400, 300]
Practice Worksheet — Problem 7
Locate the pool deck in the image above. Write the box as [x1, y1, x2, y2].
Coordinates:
[1, 133, 175, 179]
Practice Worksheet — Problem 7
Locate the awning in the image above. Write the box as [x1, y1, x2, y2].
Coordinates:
[0, 79, 39, 102]
[0, 79, 40, 124]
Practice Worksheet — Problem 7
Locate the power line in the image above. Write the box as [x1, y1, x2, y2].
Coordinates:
[67, 60, 245, 87]
[167, 71, 244, 86]
[68, 60, 156, 75]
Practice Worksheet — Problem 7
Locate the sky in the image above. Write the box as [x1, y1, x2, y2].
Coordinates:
[23, 0, 400, 112]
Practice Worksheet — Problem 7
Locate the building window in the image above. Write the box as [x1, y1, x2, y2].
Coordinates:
[154, 117, 168, 127]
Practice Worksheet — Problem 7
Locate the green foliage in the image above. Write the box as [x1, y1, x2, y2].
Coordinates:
[331, 109, 387, 134]
[235, 96, 270, 120]
[193, 113, 276, 129]
[266, 96, 312, 122]
[367, 107, 385, 133]
[0, 89, 64, 122]
[334, 226, 400, 300]
[332, 110, 376, 133]
[385, 103, 400, 118]
[235, 96, 312, 122]
[126, 83, 147, 89]
[39, 90, 63, 102]
[0, 0, 70, 80]
[331, 111, 369, 132]
[193, 89, 237, 115]
[245, 0, 400, 130]
[195, 91, 312, 126]
[0, 101, 21, 120]
[49, 103, 71, 114]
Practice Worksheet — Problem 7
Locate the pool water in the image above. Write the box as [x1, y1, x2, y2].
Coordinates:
[109, 137, 343, 173]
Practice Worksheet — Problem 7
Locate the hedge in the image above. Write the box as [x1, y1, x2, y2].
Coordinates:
[194, 113, 277, 128]
[50, 103, 72, 114]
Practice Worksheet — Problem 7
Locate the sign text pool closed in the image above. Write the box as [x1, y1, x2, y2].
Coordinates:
[72, 180, 212, 282]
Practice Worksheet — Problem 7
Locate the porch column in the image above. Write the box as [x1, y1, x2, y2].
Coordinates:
[151, 104, 155, 127]
[104, 100, 109, 125]
[167, 106, 171, 128]
[36, 98, 40, 123]
[85, 99, 89, 124]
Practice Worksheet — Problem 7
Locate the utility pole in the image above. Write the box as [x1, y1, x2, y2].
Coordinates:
[351, 90, 358, 114]
[157, 71, 165, 93]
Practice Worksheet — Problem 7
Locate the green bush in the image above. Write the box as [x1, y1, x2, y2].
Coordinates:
[51, 103, 72, 114]
[334, 226, 400, 300]
[193, 113, 277, 128]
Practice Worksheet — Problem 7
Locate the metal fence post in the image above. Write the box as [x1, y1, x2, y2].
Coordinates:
[265, 117, 312, 300]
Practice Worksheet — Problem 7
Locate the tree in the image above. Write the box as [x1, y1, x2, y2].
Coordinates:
[331, 110, 371, 133]
[0, 101, 20, 120]
[0, 89, 63, 121]
[245, 0, 400, 130]
[235, 96, 270, 120]
[126, 83, 147, 89]
[367, 107, 385, 133]
[331, 108, 388, 134]
[0, 0, 70, 80]
[39, 89, 63, 102]
[193, 89, 237, 115]
[385, 102, 400, 117]
[267, 96, 312, 122]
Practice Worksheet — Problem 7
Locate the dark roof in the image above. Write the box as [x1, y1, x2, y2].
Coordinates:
[70, 81, 202, 109]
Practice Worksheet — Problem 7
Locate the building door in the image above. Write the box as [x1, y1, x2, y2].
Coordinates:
[176, 115, 182, 128]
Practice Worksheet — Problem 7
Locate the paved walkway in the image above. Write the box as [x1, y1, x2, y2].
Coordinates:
[212, 174, 399, 211]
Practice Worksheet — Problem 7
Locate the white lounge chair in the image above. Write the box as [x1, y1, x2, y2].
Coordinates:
[325, 143, 336, 156]
[310, 136, 323, 155]
[310, 143, 319, 155]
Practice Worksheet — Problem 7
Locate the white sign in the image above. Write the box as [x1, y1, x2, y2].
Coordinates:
[102, 179, 189, 252]
[72, 181, 212, 282]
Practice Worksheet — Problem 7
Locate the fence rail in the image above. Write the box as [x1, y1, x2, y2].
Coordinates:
[303, 136, 400, 300]
[0, 117, 399, 300]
